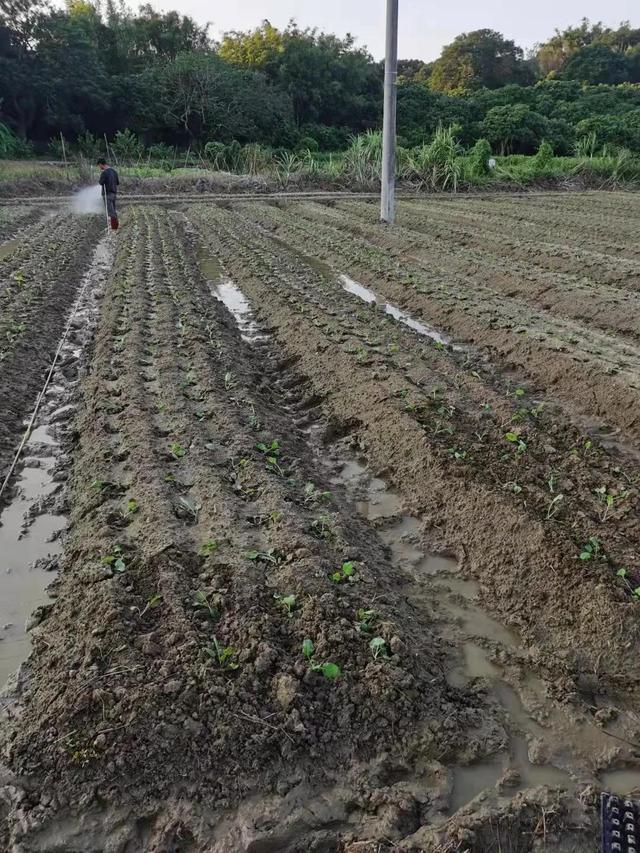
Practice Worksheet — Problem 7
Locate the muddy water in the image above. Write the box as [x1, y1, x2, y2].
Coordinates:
[0, 238, 19, 260]
[197, 249, 267, 343]
[0, 235, 113, 689]
[339, 274, 454, 347]
[332, 457, 640, 808]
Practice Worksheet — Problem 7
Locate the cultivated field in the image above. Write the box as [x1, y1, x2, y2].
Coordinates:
[1, 192, 640, 851]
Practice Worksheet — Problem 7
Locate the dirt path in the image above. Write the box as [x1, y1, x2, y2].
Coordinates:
[1, 194, 640, 851]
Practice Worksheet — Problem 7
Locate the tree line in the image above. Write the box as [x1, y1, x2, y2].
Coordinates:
[1, 3, 639, 157]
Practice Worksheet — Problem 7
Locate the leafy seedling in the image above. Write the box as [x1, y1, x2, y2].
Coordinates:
[330, 561, 356, 584]
[502, 482, 522, 495]
[193, 590, 218, 621]
[200, 539, 218, 556]
[256, 440, 280, 456]
[616, 568, 640, 600]
[356, 609, 379, 633]
[100, 545, 126, 573]
[594, 486, 630, 522]
[515, 388, 525, 398]
[247, 549, 282, 565]
[125, 498, 139, 516]
[505, 432, 527, 454]
[275, 593, 296, 616]
[546, 494, 564, 519]
[206, 637, 238, 670]
[176, 496, 201, 522]
[301, 639, 341, 680]
[164, 473, 177, 484]
[369, 636, 390, 660]
[170, 442, 186, 459]
[579, 537, 601, 561]
[303, 482, 332, 506]
[223, 372, 236, 390]
[138, 594, 162, 617]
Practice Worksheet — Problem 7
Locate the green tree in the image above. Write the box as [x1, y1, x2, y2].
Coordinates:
[561, 43, 630, 84]
[480, 104, 550, 154]
[429, 29, 535, 92]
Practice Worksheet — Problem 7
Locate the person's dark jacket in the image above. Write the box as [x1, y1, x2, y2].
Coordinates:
[99, 166, 119, 195]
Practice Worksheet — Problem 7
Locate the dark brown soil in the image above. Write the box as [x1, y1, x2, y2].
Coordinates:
[1, 193, 639, 852]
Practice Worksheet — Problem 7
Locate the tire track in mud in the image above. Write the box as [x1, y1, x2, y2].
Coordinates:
[237, 199, 640, 448]
[0, 213, 104, 485]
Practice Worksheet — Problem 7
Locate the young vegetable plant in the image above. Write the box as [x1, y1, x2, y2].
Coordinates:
[274, 593, 296, 616]
[301, 638, 341, 680]
[616, 568, 640, 600]
[505, 432, 527, 454]
[546, 494, 564, 519]
[330, 561, 356, 584]
[170, 442, 187, 459]
[100, 545, 126, 573]
[124, 498, 139, 516]
[137, 594, 162, 617]
[369, 636, 390, 660]
[356, 609, 379, 633]
[594, 486, 630, 522]
[200, 539, 218, 556]
[303, 482, 332, 506]
[193, 590, 219, 621]
[206, 637, 238, 670]
[247, 548, 283, 566]
[579, 537, 601, 561]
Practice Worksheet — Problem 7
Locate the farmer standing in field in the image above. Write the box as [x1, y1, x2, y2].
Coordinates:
[97, 158, 119, 230]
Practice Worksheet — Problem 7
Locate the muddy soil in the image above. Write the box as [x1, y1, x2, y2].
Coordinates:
[1, 194, 640, 852]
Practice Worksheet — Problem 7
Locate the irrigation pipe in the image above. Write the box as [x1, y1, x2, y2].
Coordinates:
[0, 239, 108, 501]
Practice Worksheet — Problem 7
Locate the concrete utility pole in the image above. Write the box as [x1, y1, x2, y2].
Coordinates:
[380, 0, 399, 224]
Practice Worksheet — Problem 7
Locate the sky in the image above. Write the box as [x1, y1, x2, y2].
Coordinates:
[156, 0, 638, 60]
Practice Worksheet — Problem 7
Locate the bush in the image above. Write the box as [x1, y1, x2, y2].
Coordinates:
[297, 135, 319, 153]
[535, 140, 554, 167]
[111, 129, 143, 162]
[148, 142, 175, 163]
[76, 130, 101, 160]
[468, 138, 493, 176]
[204, 141, 226, 168]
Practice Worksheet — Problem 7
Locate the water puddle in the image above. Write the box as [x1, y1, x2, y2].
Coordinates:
[0, 235, 113, 689]
[600, 769, 640, 797]
[339, 274, 453, 348]
[197, 249, 266, 344]
[0, 424, 64, 685]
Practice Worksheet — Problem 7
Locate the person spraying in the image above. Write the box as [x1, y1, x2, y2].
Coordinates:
[97, 158, 119, 230]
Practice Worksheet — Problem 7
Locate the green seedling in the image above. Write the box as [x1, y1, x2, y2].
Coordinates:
[303, 482, 332, 506]
[275, 593, 296, 616]
[224, 372, 236, 390]
[369, 636, 390, 660]
[505, 432, 527, 454]
[546, 494, 564, 519]
[616, 568, 640, 600]
[170, 442, 186, 459]
[100, 545, 126, 573]
[594, 486, 630, 522]
[448, 447, 467, 461]
[193, 590, 218, 621]
[301, 638, 341, 680]
[515, 388, 525, 398]
[164, 473, 177, 483]
[195, 410, 207, 421]
[579, 537, 601, 561]
[125, 498, 139, 516]
[256, 440, 280, 456]
[200, 539, 218, 556]
[269, 510, 284, 526]
[434, 341, 445, 351]
[502, 482, 523, 494]
[138, 594, 162, 617]
[330, 561, 356, 584]
[206, 637, 238, 670]
[547, 472, 557, 493]
[311, 515, 334, 540]
[176, 496, 201, 522]
[247, 549, 282, 565]
[356, 609, 379, 633]
[265, 455, 285, 476]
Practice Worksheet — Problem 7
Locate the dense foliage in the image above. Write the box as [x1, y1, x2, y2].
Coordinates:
[0, 4, 639, 158]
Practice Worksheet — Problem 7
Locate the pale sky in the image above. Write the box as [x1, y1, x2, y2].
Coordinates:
[157, 0, 638, 60]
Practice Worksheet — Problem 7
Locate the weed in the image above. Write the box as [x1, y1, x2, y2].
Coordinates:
[303, 482, 332, 506]
[434, 341, 446, 351]
[369, 636, 390, 660]
[579, 537, 601, 561]
[170, 442, 186, 459]
[200, 539, 218, 556]
[206, 637, 238, 670]
[275, 593, 296, 616]
[100, 545, 126, 573]
[330, 561, 356, 584]
[301, 638, 341, 680]
[193, 590, 219, 621]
